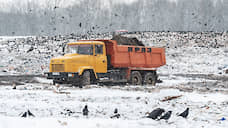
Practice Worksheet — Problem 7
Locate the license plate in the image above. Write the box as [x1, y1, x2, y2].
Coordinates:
[52, 72, 60, 75]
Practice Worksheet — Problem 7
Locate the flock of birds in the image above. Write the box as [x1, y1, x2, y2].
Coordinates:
[145, 108, 189, 121]
[20, 105, 189, 121]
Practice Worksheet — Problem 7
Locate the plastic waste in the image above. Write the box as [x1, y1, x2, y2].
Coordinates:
[220, 117, 226, 121]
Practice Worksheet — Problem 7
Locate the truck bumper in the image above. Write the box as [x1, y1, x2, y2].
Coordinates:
[45, 72, 80, 84]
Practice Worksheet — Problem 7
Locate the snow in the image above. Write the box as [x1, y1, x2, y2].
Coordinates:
[159, 47, 227, 74]
[34, 77, 53, 84]
[0, 117, 184, 128]
[186, 92, 228, 103]
[0, 32, 227, 127]
[0, 32, 227, 75]
[0, 84, 228, 128]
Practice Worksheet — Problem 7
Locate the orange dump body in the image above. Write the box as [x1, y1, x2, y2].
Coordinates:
[99, 40, 166, 69]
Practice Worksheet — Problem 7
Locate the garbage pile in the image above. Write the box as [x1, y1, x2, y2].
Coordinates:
[111, 35, 144, 46]
[0, 31, 227, 75]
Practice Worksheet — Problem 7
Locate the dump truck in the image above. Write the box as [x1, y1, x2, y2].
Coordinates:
[46, 39, 166, 87]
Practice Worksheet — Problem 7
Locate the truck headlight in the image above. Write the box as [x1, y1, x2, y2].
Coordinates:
[68, 73, 73, 77]
[52, 72, 60, 75]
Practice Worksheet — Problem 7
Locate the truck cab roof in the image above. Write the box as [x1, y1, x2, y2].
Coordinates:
[67, 41, 104, 45]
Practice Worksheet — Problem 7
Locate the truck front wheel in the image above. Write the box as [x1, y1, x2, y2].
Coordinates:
[144, 72, 156, 86]
[80, 70, 91, 87]
[130, 71, 142, 85]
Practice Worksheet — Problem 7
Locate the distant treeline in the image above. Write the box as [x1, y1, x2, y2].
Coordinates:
[0, 0, 227, 36]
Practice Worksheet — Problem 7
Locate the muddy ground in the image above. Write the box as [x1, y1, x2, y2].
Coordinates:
[0, 74, 227, 94]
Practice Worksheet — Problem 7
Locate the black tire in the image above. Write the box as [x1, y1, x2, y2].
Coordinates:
[81, 70, 91, 86]
[144, 72, 156, 86]
[72, 82, 78, 87]
[130, 71, 142, 85]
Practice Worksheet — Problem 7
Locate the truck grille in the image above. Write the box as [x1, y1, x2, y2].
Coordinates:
[52, 64, 64, 72]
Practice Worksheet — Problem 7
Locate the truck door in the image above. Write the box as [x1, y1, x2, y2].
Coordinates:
[95, 44, 107, 73]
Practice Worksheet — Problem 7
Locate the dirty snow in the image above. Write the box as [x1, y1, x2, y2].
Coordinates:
[0, 84, 228, 128]
[0, 32, 227, 75]
[0, 32, 228, 128]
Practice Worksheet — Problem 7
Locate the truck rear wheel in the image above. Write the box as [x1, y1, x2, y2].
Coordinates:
[130, 71, 142, 85]
[144, 72, 156, 86]
[80, 70, 91, 87]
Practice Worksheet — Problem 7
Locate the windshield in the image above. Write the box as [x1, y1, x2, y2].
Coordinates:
[66, 44, 93, 55]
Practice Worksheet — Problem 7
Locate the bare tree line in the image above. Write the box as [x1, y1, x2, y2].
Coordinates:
[0, 0, 227, 36]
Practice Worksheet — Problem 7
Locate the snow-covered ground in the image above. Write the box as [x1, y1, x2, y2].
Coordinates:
[0, 32, 227, 127]
[0, 32, 227, 75]
[0, 82, 228, 128]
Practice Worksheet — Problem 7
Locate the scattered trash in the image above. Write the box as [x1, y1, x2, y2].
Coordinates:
[53, 84, 70, 94]
[27, 47, 34, 53]
[161, 95, 182, 102]
[12, 82, 16, 89]
[220, 117, 226, 121]
[58, 120, 68, 126]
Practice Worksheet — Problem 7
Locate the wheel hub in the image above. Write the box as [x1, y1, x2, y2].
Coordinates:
[133, 77, 139, 84]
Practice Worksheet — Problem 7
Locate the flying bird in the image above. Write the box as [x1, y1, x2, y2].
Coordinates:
[178, 108, 189, 118]
[147, 108, 165, 120]
[159, 111, 172, 120]
[82, 105, 89, 116]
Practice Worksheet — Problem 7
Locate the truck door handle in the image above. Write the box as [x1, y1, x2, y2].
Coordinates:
[102, 60, 105, 63]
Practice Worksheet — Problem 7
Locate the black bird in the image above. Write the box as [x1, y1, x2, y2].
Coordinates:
[147, 108, 165, 120]
[159, 111, 172, 120]
[65, 109, 73, 114]
[61, 108, 74, 116]
[111, 108, 120, 119]
[21, 112, 27, 117]
[82, 105, 89, 116]
[27, 110, 35, 117]
[178, 108, 189, 118]
[21, 110, 35, 117]
[114, 108, 118, 114]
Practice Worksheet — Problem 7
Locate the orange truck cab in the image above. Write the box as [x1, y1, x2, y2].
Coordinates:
[46, 40, 166, 87]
